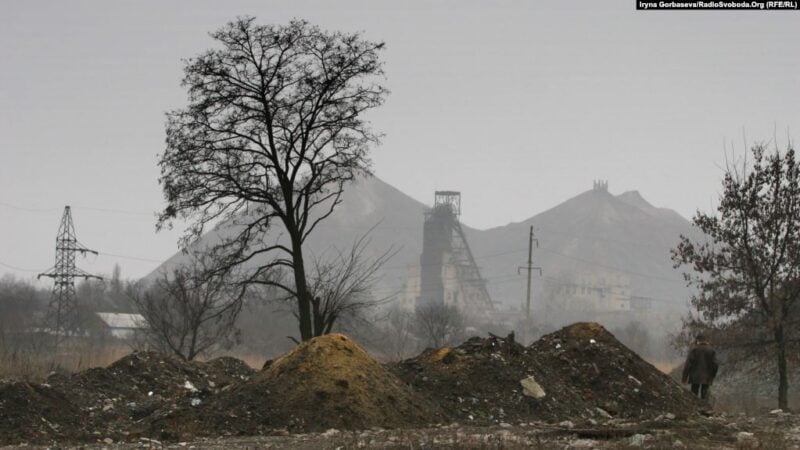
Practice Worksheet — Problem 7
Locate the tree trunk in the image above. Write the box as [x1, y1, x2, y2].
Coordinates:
[775, 324, 789, 410]
[290, 233, 313, 341]
[311, 296, 324, 337]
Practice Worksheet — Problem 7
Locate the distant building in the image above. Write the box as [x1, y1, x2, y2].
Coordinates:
[593, 180, 608, 192]
[94, 312, 146, 339]
[553, 270, 631, 312]
[398, 261, 491, 316]
[398, 265, 421, 311]
[397, 191, 494, 318]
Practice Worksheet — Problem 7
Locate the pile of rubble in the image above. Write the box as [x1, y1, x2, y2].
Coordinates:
[0, 323, 706, 445]
[0, 351, 255, 445]
[152, 334, 446, 439]
[390, 332, 543, 425]
[0, 381, 82, 445]
[527, 322, 700, 420]
[392, 323, 701, 425]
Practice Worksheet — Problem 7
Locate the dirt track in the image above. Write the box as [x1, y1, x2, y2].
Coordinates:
[5, 414, 800, 449]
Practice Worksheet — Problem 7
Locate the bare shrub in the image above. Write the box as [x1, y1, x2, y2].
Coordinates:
[129, 257, 244, 361]
[414, 303, 464, 349]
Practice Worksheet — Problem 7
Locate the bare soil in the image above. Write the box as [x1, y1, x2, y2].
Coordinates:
[147, 334, 446, 440]
[391, 322, 701, 426]
[1, 322, 786, 448]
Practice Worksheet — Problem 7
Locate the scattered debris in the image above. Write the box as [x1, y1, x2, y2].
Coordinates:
[392, 323, 702, 425]
[629, 433, 647, 446]
[0, 381, 83, 445]
[1, 323, 787, 446]
[521, 376, 546, 399]
[736, 431, 759, 448]
[526, 323, 702, 421]
[150, 334, 445, 439]
[0, 351, 256, 445]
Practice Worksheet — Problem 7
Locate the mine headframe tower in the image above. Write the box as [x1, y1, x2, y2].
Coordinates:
[38, 206, 102, 348]
[418, 191, 493, 314]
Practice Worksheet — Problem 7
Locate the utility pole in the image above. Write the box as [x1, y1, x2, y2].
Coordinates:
[38, 206, 102, 350]
[518, 226, 542, 319]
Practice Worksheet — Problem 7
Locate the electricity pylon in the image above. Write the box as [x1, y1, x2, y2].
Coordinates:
[38, 206, 102, 348]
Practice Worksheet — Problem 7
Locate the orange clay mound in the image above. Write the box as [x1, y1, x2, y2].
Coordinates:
[150, 333, 445, 439]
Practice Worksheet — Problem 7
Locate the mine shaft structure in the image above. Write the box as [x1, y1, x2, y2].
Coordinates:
[418, 191, 494, 315]
[38, 206, 102, 348]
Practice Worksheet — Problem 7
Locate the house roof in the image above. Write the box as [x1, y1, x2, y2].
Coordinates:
[95, 312, 146, 329]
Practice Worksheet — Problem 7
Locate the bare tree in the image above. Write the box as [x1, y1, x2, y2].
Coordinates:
[129, 258, 244, 361]
[157, 17, 388, 341]
[304, 230, 395, 336]
[0, 275, 47, 353]
[385, 306, 416, 361]
[414, 302, 465, 349]
[672, 143, 800, 410]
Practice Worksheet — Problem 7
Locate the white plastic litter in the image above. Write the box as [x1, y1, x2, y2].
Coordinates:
[628, 375, 642, 386]
[520, 376, 546, 399]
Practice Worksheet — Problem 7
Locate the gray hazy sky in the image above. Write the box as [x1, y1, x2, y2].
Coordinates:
[1, 0, 799, 281]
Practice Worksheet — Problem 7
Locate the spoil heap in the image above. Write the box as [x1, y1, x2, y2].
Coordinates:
[0, 381, 82, 445]
[532, 323, 704, 421]
[527, 323, 700, 420]
[392, 323, 701, 425]
[0, 326, 703, 445]
[203, 356, 256, 384]
[391, 332, 552, 425]
[0, 351, 256, 445]
[152, 334, 445, 440]
[46, 351, 255, 441]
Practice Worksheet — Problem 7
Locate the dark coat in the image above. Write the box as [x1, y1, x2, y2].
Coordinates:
[681, 342, 719, 385]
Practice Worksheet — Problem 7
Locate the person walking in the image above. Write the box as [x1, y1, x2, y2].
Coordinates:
[681, 333, 719, 400]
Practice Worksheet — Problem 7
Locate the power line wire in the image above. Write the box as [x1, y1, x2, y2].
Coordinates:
[73, 205, 154, 217]
[97, 252, 166, 264]
[0, 200, 690, 285]
[0, 260, 48, 273]
[0, 200, 154, 217]
[0, 201, 59, 213]
[537, 246, 686, 284]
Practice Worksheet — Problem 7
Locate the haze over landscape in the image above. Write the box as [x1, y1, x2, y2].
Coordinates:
[4, 2, 800, 447]
[2, 0, 799, 282]
[151, 176, 698, 315]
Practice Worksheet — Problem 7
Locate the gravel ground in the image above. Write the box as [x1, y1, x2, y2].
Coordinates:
[3, 412, 799, 449]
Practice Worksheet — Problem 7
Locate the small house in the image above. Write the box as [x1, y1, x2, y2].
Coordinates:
[94, 312, 146, 339]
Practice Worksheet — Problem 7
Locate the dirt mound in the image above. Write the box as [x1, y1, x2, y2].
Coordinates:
[151, 334, 445, 439]
[0, 328, 703, 444]
[391, 332, 551, 425]
[40, 351, 256, 443]
[203, 356, 256, 386]
[392, 323, 701, 425]
[528, 323, 700, 420]
[0, 381, 83, 445]
[52, 351, 210, 404]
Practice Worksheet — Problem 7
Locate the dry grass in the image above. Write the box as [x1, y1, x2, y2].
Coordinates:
[651, 359, 681, 374]
[0, 343, 131, 382]
[0, 342, 269, 383]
